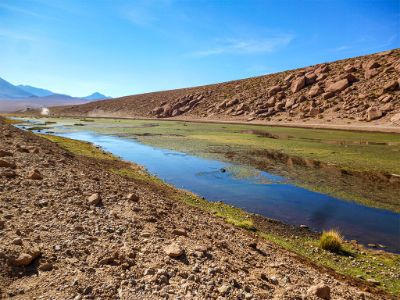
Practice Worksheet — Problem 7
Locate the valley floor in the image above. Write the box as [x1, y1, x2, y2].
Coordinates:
[1, 117, 399, 299]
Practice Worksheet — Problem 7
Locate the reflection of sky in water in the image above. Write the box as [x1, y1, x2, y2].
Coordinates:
[14, 122, 400, 253]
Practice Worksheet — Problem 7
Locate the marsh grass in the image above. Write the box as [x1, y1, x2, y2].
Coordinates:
[320, 229, 343, 253]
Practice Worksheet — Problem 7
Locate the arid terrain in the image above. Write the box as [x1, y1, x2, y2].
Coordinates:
[1, 118, 396, 299]
[48, 49, 400, 131]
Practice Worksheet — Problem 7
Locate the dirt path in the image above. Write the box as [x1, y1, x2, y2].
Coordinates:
[0, 120, 393, 299]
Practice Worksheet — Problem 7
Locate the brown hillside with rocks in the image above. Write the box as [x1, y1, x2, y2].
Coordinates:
[50, 49, 400, 129]
[0, 119, 390, 299]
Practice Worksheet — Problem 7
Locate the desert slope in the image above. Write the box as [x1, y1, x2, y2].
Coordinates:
[0, 119, 390, 299]
[50, 49, 400, 128]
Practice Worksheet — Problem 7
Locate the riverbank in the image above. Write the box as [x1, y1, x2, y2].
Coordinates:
[12, 116, 400, 213]
[39, 133, 400, 297]
[1, 117, 398, 297]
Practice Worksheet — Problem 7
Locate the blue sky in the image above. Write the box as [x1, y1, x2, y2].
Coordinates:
[0, 0, 399, 97]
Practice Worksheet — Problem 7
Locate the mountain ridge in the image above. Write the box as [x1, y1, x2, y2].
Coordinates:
[0, 77, 111, 112]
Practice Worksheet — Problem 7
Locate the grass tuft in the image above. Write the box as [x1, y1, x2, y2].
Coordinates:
[320, 229, 343, 253]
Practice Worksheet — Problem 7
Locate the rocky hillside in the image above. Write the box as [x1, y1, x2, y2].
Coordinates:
[50, 49, 400, 127]
[0, 119, 389, 299]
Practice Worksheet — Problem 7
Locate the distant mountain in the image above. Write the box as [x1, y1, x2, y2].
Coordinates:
[0, 77, 34, 98]
[18, 85, 54, 97]
[0, 76, 113, 112]
[83, 92, 110, 100]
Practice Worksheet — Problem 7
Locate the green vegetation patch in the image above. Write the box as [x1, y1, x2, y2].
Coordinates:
[39, 134, 116, 161]
[260, 232, 400, 296]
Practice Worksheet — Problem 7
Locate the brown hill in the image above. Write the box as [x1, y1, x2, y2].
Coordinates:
[50, 49, 400, 127]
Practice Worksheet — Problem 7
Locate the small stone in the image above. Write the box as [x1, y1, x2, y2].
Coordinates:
[164, 243, 184, 258]
[144, 268, 155, 276]
[13, 253, 34, 266]
[0, 159, 15, 168]
[322, 91, 335, 100]
[218, 284, 230, 295]
[269, 276, 279, 285]
[38, 262, 53, 271]
[307, 284, 331, 300]
[87, 193, 101, 205]
[127, 192, 139, 202]
[12, 238, 23, 245]
[0, 150, 12, 157]
[366, 278, 380, 286]
[172, 229, 187, 236]
[27, 169, 43, 180]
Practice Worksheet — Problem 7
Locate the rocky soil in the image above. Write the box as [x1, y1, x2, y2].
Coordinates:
[0, 120, 393, 299]
[48, 49, 400, 128]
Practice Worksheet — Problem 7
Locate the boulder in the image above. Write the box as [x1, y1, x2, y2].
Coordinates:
[171, 109, 180, 117]
[305, 72, 317, 85]
[308, 85, 323, 97]
[325, 79, 349, 93]
[265, 97, 276, 107]
[284, 98, 296, 109]
[381, 103, 393, 112]
[343, 73, 358, 83]
[367, 107, 383, 121]
[307, 284, 331, 300]
[309, 107, 321, 117]
[225, 98, 239, 108]
[315, 64, 330, 75]
[162, 104, 173, 116]
[364, 68, 379, 79]
[379, 94, 392, 103]
[291, 76, 306, 93]
[152, 107, 163, 115]
[390, 113, 400, 125]
[383, 80, 399, 92]
[267, 85, 281, 97]
[284, 74, 294, 84]
[344, 64, 356, 72]
[363, 60, 380, 70]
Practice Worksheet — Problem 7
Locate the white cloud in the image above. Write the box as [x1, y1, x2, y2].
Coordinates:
[192, 35, 294, 57]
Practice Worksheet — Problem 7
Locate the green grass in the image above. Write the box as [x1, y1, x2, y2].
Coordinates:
[39, 134, 116, 161]
[35, 132, 400, 296]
